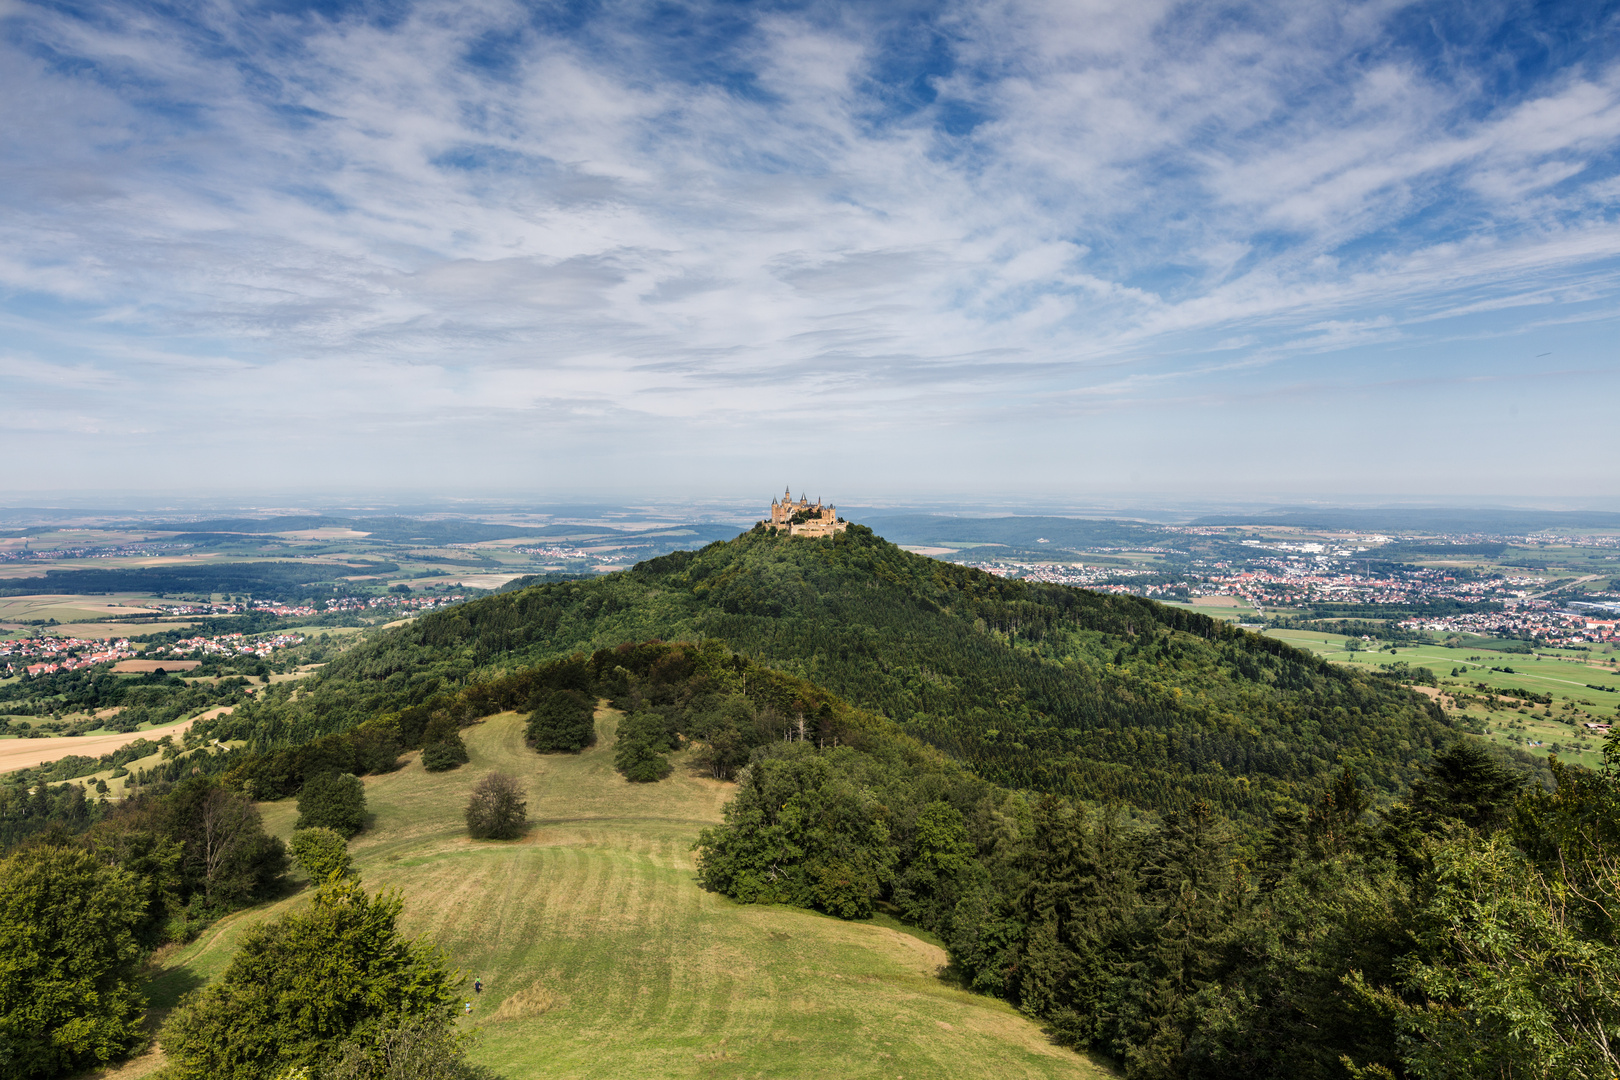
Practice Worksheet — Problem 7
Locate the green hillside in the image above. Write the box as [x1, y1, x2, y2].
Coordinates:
[227, 526, 1450, 822]
[125, 708, 1114, 1080]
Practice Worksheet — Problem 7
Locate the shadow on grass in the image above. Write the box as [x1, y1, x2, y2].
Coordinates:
[143, 963, 205, 1011]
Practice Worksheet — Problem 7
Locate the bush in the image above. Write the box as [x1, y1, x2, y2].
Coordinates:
[420, 714, 469, 773]
[0, 846, 149, 1079]
[158, 878, 459, 1080]
[465, 773, 527, 840]
[421, 738, 469, 772]
[288, 827, 352, 882]
[322, 1016, 498, 1080]
[614, 711, 674, 783]
[525, 689, 597, 753]
[296, 773, 367, 838]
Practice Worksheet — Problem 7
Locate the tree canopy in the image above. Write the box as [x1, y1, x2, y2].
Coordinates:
[159, 877, 460, 1080]
[0, 845, 148, 1079]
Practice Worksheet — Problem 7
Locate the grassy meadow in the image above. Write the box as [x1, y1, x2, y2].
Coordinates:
[112, 710, 1115, 1080]
[1265, 629, 1620, 768]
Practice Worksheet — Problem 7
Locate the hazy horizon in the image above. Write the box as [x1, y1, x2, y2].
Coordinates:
[2, 490, 1618, 530]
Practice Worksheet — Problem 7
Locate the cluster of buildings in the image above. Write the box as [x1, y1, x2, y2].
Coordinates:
[154, 594, 465, 617]
[0, 636, 134, 676]
[964, 561, 1146, 587]
[155, 600, 320, 617]
[151, 632, 306, 658]
[1186, 559, 1546, 609]
[0, 541, 193, 562]
[1399, 607, 1619, 644]
[324, 592, 468, 613]
[512, 545, 595, 560]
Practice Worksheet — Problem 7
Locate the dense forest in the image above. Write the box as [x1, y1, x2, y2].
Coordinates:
[193, 640, 1620, 1075]
[205, 526, 1457, 824]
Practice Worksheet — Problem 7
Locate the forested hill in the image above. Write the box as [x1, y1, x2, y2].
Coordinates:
[287, 526, 1450, 822]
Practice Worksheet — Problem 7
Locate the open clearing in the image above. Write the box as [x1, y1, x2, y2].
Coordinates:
[429, 573, 530, 590]
[133, 710, 1115, 1080]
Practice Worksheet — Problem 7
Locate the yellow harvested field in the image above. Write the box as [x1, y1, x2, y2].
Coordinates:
[112, 659, 202, 673]
[0, 713, 211, 773]
[436, 574, 530, 589]
[273, 528, 372, 540]
[0, 595, 164, 621]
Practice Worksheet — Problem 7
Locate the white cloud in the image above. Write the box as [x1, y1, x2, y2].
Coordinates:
[0, 0, 1616, 495]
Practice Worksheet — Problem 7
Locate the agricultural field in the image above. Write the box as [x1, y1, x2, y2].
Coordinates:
[0, 713, 207, 776]
[1265, 629, 1620, 768]
[115, 710, 1116, 1080]
[1164, 595, 1261, 623]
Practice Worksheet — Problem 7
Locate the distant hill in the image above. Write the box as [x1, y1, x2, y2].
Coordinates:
[141, 515, 741, 547]
[1190, 507, 1620, 533]
[288, 526, 1450, 823]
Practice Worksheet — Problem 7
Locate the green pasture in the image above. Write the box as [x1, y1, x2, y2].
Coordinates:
[1265, 629, 1620, 767]
[123, 711, 1115, 1080]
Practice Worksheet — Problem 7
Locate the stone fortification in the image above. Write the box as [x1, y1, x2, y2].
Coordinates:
[763, 486, 848, 537]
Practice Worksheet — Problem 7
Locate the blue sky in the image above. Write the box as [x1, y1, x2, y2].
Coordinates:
[1, 0, 1617, 505]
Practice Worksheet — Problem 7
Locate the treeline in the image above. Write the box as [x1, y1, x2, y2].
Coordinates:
[0, 781, 484, 1080]
[1298, 600, 1500, 619]
[695, 727, 1620, 1078]
[0, 560, 398, 601]
[0, 671, 245, 742]
[0, 774, 289, 1076]
[229, 526, 1452, 825]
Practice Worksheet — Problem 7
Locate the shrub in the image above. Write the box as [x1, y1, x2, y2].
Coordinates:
[614, 711, 674, 783]
[420, 714, 469, 773]
[0, 846, 148, 1079]
[288, 827, 352, 882]
[323, 1017, 498, 1080]
[525, 689, 597, 753]
[465, 773, 527, 840]
[421, 738, 469, 772]
[295, 773, 367, 838]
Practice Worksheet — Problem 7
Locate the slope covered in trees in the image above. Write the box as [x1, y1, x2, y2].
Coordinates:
[220, 526, 1451, 823]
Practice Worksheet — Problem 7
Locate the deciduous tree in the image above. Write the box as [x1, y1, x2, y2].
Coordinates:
[465, 773, 527, 840]
[0, 846, 147, 1079]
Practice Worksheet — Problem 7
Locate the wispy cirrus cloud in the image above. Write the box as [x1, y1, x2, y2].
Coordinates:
[0, 0, 1616, 497]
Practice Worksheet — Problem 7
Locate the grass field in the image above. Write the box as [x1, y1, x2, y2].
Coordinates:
[111, 710, 1115, 1080]
[1161, 596, 1260, 624]
[1265, 629, 1620, 768]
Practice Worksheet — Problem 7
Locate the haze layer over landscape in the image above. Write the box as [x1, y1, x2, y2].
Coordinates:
[2, 0, 1617, 500]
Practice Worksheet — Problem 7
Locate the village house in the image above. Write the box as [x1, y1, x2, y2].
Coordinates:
[764, 487, 848, 538]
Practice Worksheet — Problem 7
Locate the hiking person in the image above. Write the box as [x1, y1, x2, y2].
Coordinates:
[475, 976, 483, 995]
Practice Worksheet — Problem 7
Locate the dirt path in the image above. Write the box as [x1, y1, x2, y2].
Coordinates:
[0, 706, 231, 773]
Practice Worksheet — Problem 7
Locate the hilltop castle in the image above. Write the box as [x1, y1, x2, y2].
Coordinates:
[764, 486, 848, 537]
